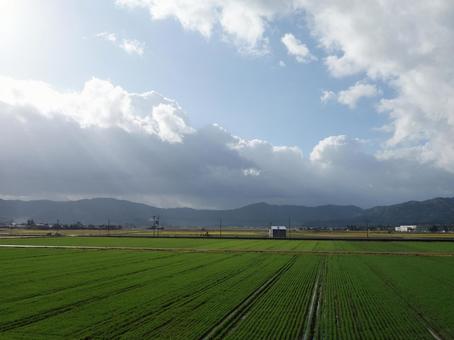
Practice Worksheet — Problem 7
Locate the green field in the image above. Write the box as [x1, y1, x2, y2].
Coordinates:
[1, 237, 454, 339]
[3, 236, 454, 254]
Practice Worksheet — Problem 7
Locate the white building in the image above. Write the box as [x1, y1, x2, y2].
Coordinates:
[269, 226, 287, 238]
[395, 225, 417, 232]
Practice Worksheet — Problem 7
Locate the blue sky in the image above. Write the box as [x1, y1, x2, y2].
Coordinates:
[1, 0, 454, 208]
[0, 0, 386, 153]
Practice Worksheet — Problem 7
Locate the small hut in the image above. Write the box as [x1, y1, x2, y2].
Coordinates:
[269, 226, 287, 238]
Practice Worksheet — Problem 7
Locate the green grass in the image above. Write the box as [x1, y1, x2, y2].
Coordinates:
[1, 237, 454, 339]
[2, 236, 454, 253]
[0, 248, 288, 339]
[318, 256, 431, 339]
[224, 256, 319, 339]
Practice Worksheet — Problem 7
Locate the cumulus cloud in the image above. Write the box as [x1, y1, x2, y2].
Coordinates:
[2, 76, 454, 208]
[115, 0, 294, 55]
[0, 76, 193, 143]
[337, 82, 379, 108]
[322, 82, 379, 108]
[299, 1, 454, 171]
[281, 33, 316, 63]
[114, 1, 454, 174]
[96, 31, 145, 55]
[1, 2, 453, 208]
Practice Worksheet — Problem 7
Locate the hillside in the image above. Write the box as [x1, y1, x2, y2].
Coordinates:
[1, 197, 454, 227]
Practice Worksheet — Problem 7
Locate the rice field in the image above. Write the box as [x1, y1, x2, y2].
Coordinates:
[1, 237, 454, 339]
[3, 236, 454, 254]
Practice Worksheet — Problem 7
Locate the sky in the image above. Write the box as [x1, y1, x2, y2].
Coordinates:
[1, 0, 454, 208]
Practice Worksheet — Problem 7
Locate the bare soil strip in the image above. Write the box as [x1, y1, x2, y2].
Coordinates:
[1, 244, 454, 257]
[200, 256, 297, 340]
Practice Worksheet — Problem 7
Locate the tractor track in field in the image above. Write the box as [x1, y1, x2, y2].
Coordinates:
[0, 282, 145, 332]
[0, 253, 181, 306]
[1, 244, 454, 257]
[200, 256, 297, 340]
[301, 257, 326, 340]
[0, 254, 238, 334]
[86, 255, 267, 339]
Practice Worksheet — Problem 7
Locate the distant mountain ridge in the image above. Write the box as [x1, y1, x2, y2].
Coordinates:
[1, 197, 454, 227]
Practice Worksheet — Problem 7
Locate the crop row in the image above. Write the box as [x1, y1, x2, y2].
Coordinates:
[362, 255, 454, 339]
[0, 248, 288, 339]
[316, 256, 434, 339]
[2, 246, 454, 339]
[223, 255, 320, 339]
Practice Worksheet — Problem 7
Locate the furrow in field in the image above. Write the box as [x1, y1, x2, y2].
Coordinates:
[302, 256, 326, 340]
[222, 255, 319, 339]
[0, 253, 238, 333]
[86, 255, 269, 338]
[200, 256, 297, 340]
[316, 256, 433, 339]
[0, 282, 145, 332]
[143, 257, 291, 339]
[0, 253, 180, 305]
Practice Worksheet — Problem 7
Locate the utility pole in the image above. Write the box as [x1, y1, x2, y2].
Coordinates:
[107, 218, 110, 236]
[288, 216, 291, 239]
[219, 217, 222, 238]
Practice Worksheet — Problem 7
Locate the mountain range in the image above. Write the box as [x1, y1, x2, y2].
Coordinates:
[1, 197, 454, 227]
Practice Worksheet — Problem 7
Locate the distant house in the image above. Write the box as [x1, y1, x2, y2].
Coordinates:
[395, 225, 417, 232]
[269, 226, 287, 238]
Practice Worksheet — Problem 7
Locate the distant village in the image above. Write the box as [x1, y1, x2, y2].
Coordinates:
[3, 219, 123, 231]
[2, 218, 454, 236]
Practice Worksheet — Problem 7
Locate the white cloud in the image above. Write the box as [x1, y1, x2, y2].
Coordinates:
[243, 168, 261, 176]
[325, 55, 362, 78]
[0, 75, 192, 143]
[299, 1, 454, 171]
[2, 76, 454, 208]
[96, 31, 145, 56]
[310, 135, 363, 165]
[320, 90, 336, 103]
[279, 60, 286, 67]
[96, 32, 117, 43]
[115, 0, 294, 55]
[116, 0, 218, 38]
[149, 103, 193, 143]
[337, 82, 379, 108]
[114, 1, 454, 174]
[321, 82, 379, 108]
[5, 1, 454, 206]
[281, 33, 316, 63]
[120, 38, 145, 55]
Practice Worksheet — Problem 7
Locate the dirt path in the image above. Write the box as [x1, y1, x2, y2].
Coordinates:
[1, 244, 454, 257]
